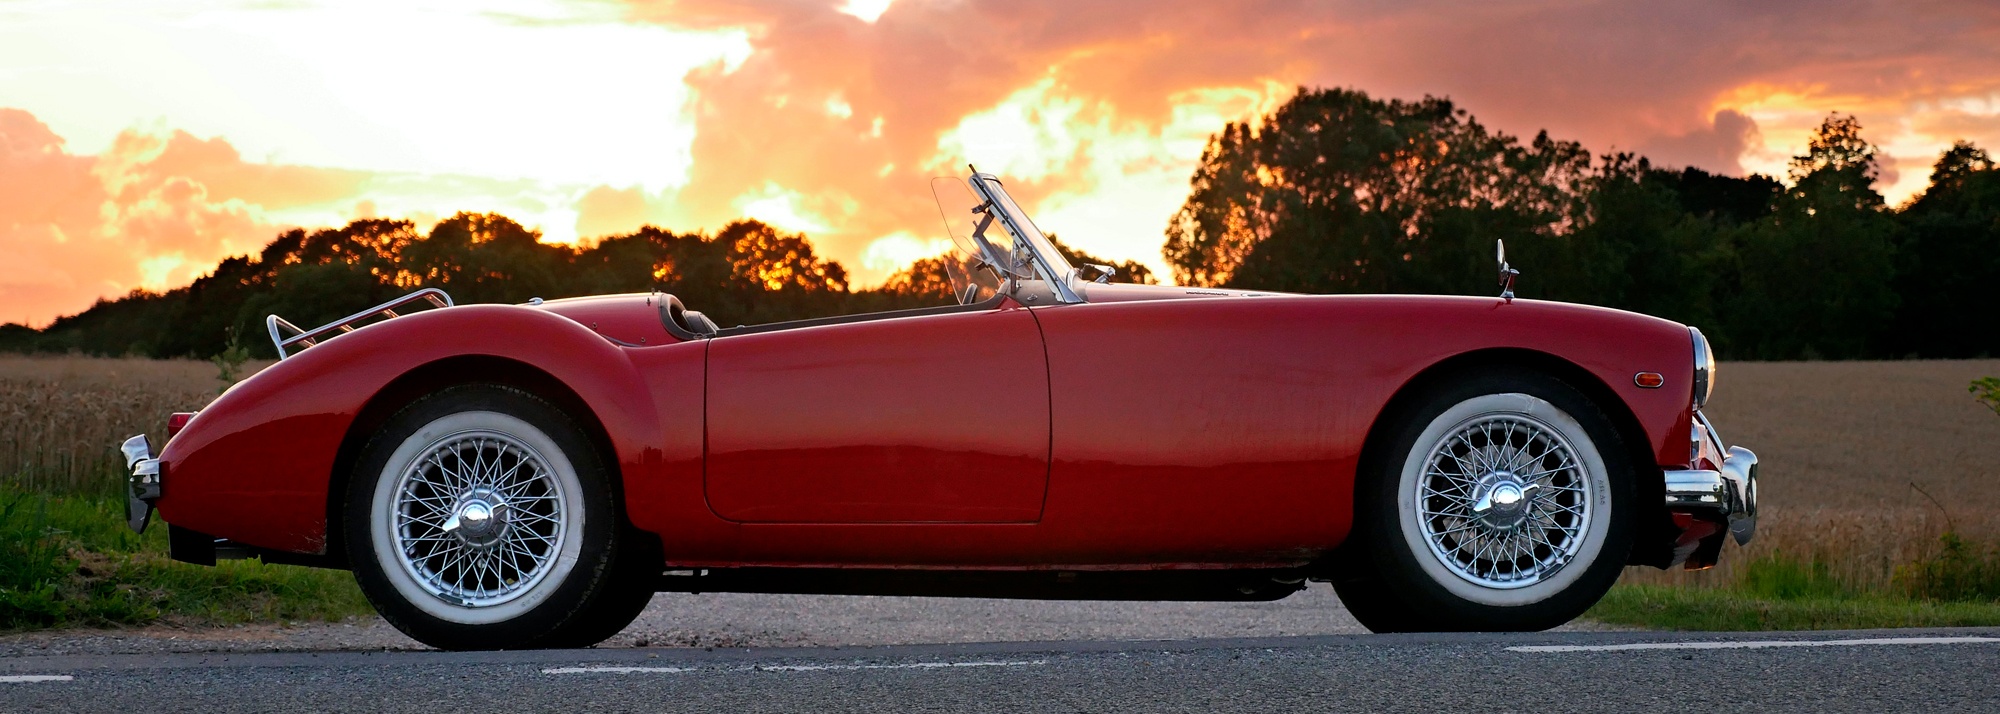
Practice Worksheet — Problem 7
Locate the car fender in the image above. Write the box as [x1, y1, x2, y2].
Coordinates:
[156, 304, 674, 555]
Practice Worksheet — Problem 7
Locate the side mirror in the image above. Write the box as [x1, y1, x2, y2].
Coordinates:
[1083, 263, 1117, 284]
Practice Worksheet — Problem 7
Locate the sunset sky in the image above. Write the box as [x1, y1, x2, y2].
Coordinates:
[3, 0, 1996, 325]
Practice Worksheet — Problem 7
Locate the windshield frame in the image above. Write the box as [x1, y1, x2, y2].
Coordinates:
[969, 172, 1082, 304]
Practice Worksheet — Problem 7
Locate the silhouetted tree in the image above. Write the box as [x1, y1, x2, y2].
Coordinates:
[1722, 114, 1900, 358]
[1163, 88, 1590, 296]
[1891, 141, 2000, 357]
[15, 92, 2000, 363]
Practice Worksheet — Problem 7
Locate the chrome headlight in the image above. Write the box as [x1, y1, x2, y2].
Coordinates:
[1690, 326, 1716, 408]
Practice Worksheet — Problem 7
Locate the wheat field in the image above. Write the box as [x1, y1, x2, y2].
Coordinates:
[3, 354, 1996, 591]
[0, 356, 267, 494]
[1626, 359, 2000, 590]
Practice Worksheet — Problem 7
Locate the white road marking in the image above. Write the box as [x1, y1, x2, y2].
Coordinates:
[543, 660, 1046, 675]
[755, 660, 1047, 672]
[1510, 636, 2000, 653]
[543, 666, 695, 674]
[0, 675, 74, 683]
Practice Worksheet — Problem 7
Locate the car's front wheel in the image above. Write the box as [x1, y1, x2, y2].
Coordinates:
[344, 384, 656, 650]
[1331, 369, 1635, 632]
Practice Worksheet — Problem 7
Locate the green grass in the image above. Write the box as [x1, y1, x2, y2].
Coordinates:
[1589, 548, 2000, 631]
[1589, 585, 2000, 631]
[0, 488, 372, 631]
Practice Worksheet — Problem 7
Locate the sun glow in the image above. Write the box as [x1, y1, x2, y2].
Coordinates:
[836, 0, 896, 23]
[0, 0, 750, 190]
[930, 77, 1289, 283]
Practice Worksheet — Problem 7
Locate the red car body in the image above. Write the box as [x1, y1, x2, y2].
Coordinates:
[154, 288, 1697, 573]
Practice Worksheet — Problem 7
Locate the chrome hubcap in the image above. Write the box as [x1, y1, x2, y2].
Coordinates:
[442, 488, 508, 548]
[1417, 415, 1592, 589]
[392, 432, 567, 608]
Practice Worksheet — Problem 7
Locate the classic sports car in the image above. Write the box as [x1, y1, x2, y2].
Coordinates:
[119, 170, 1757, 651]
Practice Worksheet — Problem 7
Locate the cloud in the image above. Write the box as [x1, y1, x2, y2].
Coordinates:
[1638, 110, 1762, 175]
[610, 0, 2000, 281]
[10, 0, 1999, 320]
[574, 184, 654, 239]
[0, 109, 298, 325]
[0, 108, 612, 325]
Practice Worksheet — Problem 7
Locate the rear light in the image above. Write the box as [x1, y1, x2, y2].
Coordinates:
[167, 412, 196, 441]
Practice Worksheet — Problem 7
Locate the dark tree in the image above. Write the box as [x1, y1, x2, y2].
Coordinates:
[1891, 141, 2000, 357]
[1163, 88, 1591, 297]
[1721, 114, 1900, 359]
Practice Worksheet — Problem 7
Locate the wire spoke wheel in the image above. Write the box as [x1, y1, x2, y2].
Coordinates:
[1416, 414, 1591, 589]
[392, 430, 569, 608]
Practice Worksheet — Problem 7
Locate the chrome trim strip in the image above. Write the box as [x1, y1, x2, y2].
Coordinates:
[1689, 326, 1715, 408]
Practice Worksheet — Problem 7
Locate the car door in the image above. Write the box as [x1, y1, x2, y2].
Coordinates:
[703, 304, 1051, 523]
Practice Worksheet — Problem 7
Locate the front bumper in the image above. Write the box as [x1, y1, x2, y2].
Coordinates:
[1662, 411, 1759, 545]
[120, 434, 161, 533]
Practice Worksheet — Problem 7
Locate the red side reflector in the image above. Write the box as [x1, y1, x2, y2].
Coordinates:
[167, 412, 196, 441]
[1633, 372, 1665, 389]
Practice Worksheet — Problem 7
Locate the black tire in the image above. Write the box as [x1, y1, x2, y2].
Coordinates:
[1330, 369, 1635, 632]
[343, 384, 656, 650]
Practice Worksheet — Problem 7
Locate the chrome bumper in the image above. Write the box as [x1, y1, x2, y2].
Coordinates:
[120, 434, 161, 533]
[1661, 412, 1758, 545]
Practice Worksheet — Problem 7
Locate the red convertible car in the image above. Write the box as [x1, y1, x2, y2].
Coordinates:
[119, 170, 1757, 650]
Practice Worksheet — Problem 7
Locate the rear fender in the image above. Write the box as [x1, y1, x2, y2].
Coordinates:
[156, 305, 673, 555]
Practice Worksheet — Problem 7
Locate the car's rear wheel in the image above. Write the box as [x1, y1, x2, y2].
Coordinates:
[344, 384, 655, 650]
[1331, 369, 1634, 632]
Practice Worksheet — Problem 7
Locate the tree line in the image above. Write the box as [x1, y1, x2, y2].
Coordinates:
[1165, 87, 1999, 359]
[0, 211, 1149, 360]
[3, 85, 1995, 360]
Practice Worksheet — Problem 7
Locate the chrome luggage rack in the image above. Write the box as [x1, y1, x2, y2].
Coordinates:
[266, 288, 454, 359]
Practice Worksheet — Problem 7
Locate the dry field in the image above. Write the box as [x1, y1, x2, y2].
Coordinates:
[0, 356, 267, 494]
[1625, 359, 2000, 590]
[4, 355, 1996, 591]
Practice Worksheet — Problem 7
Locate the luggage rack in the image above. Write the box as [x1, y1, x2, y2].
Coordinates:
[266, 288, 454, 359]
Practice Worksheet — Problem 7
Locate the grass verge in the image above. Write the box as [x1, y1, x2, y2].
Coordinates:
[1588, 585, 2000, 631]
[1, 489, 372, 631]
[1589, 547, 2000, 631]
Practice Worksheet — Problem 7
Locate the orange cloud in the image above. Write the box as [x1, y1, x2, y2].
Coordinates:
[9, 0, 1998, 322]
[0, 109, 344, 324]
[606, 0, 2000, 280]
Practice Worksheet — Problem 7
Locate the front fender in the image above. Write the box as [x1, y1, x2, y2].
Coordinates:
[156, 304, 672, 554]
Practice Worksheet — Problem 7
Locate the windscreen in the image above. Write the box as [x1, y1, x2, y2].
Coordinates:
[930, 177, 1009, 302]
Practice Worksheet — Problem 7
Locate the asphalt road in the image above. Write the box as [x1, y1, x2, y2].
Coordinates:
[4, 628, 1997, 713]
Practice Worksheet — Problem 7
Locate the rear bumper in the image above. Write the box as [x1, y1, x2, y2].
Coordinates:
[119, 435, 161, 533]
[1662, 411, 1759, 545]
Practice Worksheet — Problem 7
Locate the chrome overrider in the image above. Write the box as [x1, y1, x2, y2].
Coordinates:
[121, 434, 162, 534]
[1662, 411, 1758, 544]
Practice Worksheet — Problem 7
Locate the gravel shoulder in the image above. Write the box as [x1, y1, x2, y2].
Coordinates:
[0, 583, 1628, 657]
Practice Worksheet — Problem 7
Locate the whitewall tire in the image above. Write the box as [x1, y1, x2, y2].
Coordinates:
[1331, 369, 1634, 632]
[343, 384, 658, 650]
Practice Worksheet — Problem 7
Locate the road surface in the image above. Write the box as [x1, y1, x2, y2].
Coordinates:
[3, 628, 1996, 713]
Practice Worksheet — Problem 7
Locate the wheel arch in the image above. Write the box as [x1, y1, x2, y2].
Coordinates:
[1351, 347, 1671, 568]
[322, 354, 630, 567]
